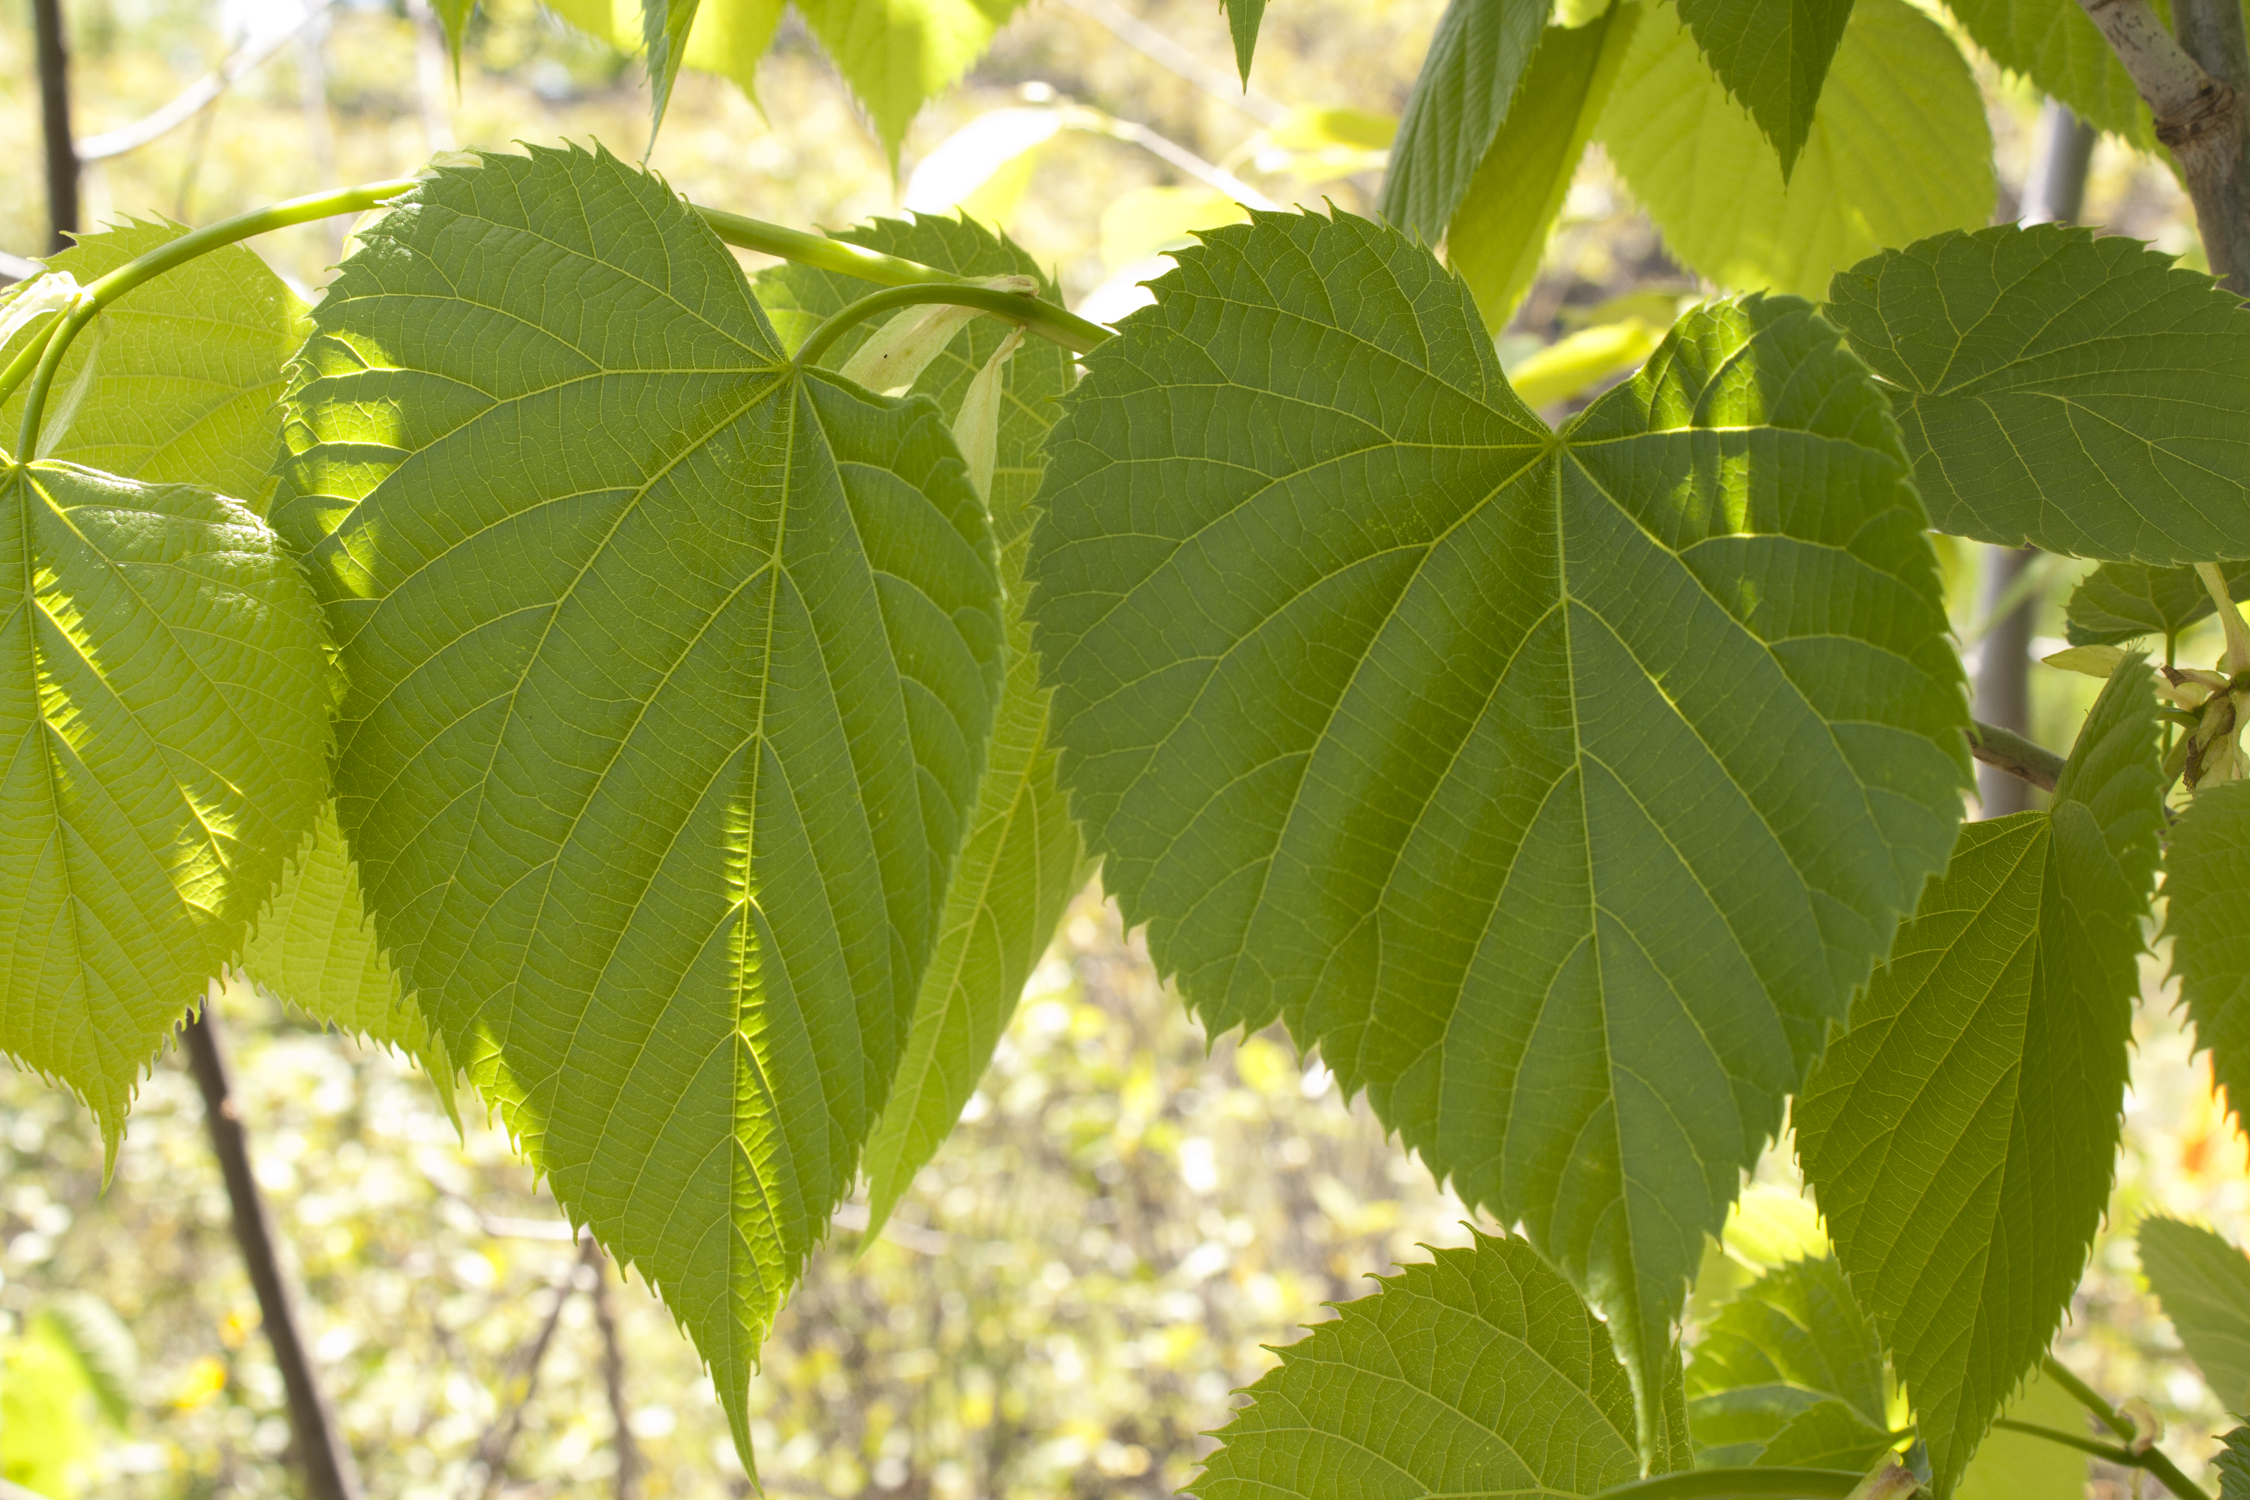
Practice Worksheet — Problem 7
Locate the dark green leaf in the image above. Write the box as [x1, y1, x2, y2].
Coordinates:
[1944, 0, 2156, 147]
[1190, 1230, 1667, 1499]
[1025, 207, 1968, 1455]
[1378, 0, 1555, 242]
[755, 214, 1086, 1240]
[1226, 0, 1266, 82]
[1825, 224, 2250, 564]
[2219, 1425, 2250, 1499]
[1796, 663, 2163, 1491]
[2138, 1216, 2250, 1411]
[1686, 1256, 1895, 1472]
[1447, 5, 1640, 330]
[277, 145, 1004, 1464]
[2067, 560, 2250, 647]
[1675, 0, 1853, 176]
[641, 0, 705, 140]
[2169, 781, 2250, 1147]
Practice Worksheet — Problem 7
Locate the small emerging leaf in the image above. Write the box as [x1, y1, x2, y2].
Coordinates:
[2043, 644, 2128, 679]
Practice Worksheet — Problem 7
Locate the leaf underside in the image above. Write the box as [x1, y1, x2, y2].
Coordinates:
[1190, 1230, 1666, 1500]
[1599, 0, 1992, 300]
[1827, 224, 2250, 564]
[1026, 206, 1967, 1454]
[1674, 0, 1854, 176]
[1796, 663, 2162, 1492]
[1225, 0, 1267, 82]
[1686, 1255, 1895, 1472]
[0, 461, 331, 1149]
[2166, 782, 2250, 1155]
[2067, 559, 2250, 647]
[1944, 0, 2157, 146]
[755, 212, 1085, 1240]
[1377, 0, 1555, 243]
[276, 144, 1003, 1464]
[2137, 1216, 2250, 1413]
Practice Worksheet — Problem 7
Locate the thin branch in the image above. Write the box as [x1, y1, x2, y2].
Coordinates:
[588, 1246, 640, 1500]
[74, 0, 338, 162]
[2038, 1355, 2213, 1500]
[1968, 719, 2066, 793]
[1994, 1420, 2212, 1500]
[183, 1001, 364, 1500]
[1055, 0, 1288, 125]
[465, 1236, 596, 1500]
[30, 0, 78, 252]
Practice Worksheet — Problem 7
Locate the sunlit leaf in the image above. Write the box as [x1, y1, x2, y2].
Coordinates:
[2138, 1216, 2250, 1411]
[1687, 1255, 1895, 1472]
[1675, 0, 1853, 176]
[1377, 0, 1554, 241]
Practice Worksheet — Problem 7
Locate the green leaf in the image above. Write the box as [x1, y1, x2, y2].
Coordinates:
[1377, 0, 1556, 241]
[640, 0, 706, 141]
[1598, 0, 1991, 300]
[1795, 662, 2163, 1492]
[0, 461, 332, 1154]
[1826, 225, 2250, 565]
[2169, 781, 2250, 1144]
[1943, 0, 2156, 147]
[1190, 1229, 1667, 1499]
[795, 0, 1028, 165]
[1686, 1256, 1896, 1472]
[1447, 5, 1641, 331]
[2220, 1425, 2250, 1500]
[2138, 1216, 2250, 1411]
[1226, 0, 1266, 82]
[240, 803, 458, 1121]
[1025, 207, 1968, 1455]
[275, 145, 1004, 1464]
[0, 218, 310, 506]
[1675, 0, 1854, 177]
[433, 0, 477, 64]
[31, 1292, 136, 1428]
[2067, 560, 2250, 647]
[1954, 1368, 2090, 1500]
[754, 214, 1086, 1241]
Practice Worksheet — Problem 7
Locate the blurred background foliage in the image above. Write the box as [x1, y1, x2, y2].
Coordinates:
[0, 0, 2244, 1494]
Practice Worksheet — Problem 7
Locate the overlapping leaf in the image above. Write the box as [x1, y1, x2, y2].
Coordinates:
[1796, 663, 2162, 1492]
[275, 145, 1003, 1462]
[2068, 560, 2250, 647]
[1191, 1230, 1676, 1499]
[1826, 225, 2250, 563]
[755, 214, 1085, 1239]
[2169, 781, 2250, 1138]
[1944, 0, 2157, 147]
[1687, 1255, 1896, 1471]
[1675, 0, 1854, 176]
[2222, 1425, 2250, 1500]
[240, 804, 456, 1118]
[1377, 0, 1555, 242]
[2138, 1217, 2250, 1411]
[1599, 0, 1991, 299]
[0, 219, 309, 505]
[0, 461, 331, 1154]
[1026, 207, 1968, 1452]
[1447, 6, 1641, 330]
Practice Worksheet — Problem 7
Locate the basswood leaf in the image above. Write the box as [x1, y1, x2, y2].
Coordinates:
[1447, 5, 1641, 331]
[1826, 225, 2250, 564]
[0, 219, 310, 506]
[1944, 0, 2156, 147]
[1225, 0, 1266, 82]
[1377, 0, 1555, 242]
[2067, 560, 2250, 647]
[0, 462, 331, 1153]
[2168, 781, 2250, 1140]
[1599, 0, 1991, 299]
[2138, 1216, 2250, 1411]
[275, 145, 1003, 1462]
[754, 214, 1085, 1241]
[2221, 1426, 2250, 1500]
[1191, 1230, 1679, 1499]
[240, 803, 457, 1120]
[1025, 207, 1968, 1453]
[1796, 663, 2162, 1492]
[1675, 0, 1854, 177]
[1687, 1255, 1896, 1472]
[640, 0, 706, 140]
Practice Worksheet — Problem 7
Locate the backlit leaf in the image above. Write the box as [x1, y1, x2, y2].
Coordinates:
[1377, 0, 1555, 242]
[1190, 1230, 1669, 1499]
[0, 461, 331, 1154]
[2067, 560, 2250, 648]
[1796, 663, 2162, 1491]
[1599, 0, 1991, 300]
[1686, 1256, 1895, 1472]
[275, 145, 1004, 1463]
[755, 214, 1086, 1241]
[2138, 1216, 2250, 1412]
[0, 218, 309, 506]
[1944, 0, 2156, 147]
[1826, 225, 2250, 564]
[2168, 781, 2250, 1143]
[1025, 207, 1968, 1453]
[1675, 0, 1854, 176]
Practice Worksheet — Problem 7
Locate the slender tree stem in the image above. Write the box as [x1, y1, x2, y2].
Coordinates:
[1968, 719, 2066, 792]
[2037, 1355, 2214, 1500]
[794, 283, 1112, 368]
[1590, 1469, 1865, 1499]
[2079, 0, 2250, 291]
[468, 1236, 594, 1500]
[183, 1002, 364, 1500]
[589, 1247, 640, 1500]
[1993, 1420, 2212, 1499]
[30, 0, 78, 253]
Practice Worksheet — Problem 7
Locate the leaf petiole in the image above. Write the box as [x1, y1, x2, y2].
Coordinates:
[2033, 1355, 2213, 1500]
[1588, 1468, 1868, 1499]
[794, 282, 1113, 369]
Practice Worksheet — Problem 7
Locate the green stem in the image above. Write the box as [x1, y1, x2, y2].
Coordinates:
[7, 176, 421, 455]
[1590, 1470, 1866, 1499]
[2034, 1356, 2213, 1500]
[1967, 718, 2066, 793]
[793, 283, 1112, 369]
[692, 205, 977, 289]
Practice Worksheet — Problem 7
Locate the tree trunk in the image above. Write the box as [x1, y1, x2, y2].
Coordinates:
[183, 1002, 366, 1500]
[29, 0, 78, 252]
